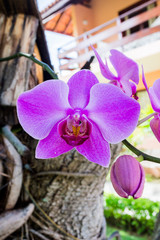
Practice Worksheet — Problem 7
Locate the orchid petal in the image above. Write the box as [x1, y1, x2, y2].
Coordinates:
[142, 66, 149, 94]
[76, 122, 110, 167]
[120, 79, 138, 97]
[120, 74, 133, 96]
[36, 123, 73, 158]
[150, 116, 160, 142]
[142, 68, 160, 112]
[110, 49, 139, 84]
[17, 80, 70, 139]
[149, 79, 160, 113]
[86, 84, 140, 144]
[92, 46, 117, 80]
[68, 70, 98, 109]
[130, 81, 137, 95]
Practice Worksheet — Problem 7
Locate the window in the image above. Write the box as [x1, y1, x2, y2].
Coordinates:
[119, 0, 157, 37]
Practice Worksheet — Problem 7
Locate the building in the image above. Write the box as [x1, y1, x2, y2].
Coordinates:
[41, 0, 160, 92]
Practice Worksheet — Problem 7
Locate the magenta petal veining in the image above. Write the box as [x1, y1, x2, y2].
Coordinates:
[92, 47, 139, 97]
[85, 83, 140, 143]
[17, 69, 140, 167]
[17, 80, 70, 139]
[109, 49, 139, 84]
[36, 123, 73, 159]
[76, 122, 111, 167]
[68, 69, 99, 109]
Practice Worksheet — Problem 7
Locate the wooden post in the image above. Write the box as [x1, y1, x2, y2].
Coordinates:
[0, 14, 6, 42]
[0, 14, 38, 106]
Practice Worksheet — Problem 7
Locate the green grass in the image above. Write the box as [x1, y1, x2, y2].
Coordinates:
[107, 225, 149, 240]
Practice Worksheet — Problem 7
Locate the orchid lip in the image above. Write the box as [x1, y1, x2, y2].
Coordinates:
[58, 110, 92, 147]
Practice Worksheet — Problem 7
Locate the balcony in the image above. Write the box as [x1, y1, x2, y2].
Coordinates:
[58, 0, 160, 73]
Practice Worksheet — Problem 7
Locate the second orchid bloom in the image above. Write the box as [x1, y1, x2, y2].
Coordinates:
[92, 47, 139, 98]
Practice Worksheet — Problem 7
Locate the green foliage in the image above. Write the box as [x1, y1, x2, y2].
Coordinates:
[107, 225, 148, 240]
[138, 104, 154, 132]
[122, 104, 155, 155]
[104, 194, 160, 235]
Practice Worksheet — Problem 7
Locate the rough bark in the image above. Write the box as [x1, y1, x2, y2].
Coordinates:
[0, 1, 122, 238]
[21, 133, 122, 240]
[0, 14, 6, 42]
[0, 129, 121, 239]
[0, 14, 38, 106]
[0, 0, 53, 81]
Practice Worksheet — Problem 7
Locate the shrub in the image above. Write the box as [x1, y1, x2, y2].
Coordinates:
[104, 194, 160, 235]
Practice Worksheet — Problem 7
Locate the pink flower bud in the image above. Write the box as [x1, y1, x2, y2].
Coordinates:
[110, 155, 145, 199]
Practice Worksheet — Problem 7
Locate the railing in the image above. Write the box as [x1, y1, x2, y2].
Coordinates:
[58, 0, 160, 71]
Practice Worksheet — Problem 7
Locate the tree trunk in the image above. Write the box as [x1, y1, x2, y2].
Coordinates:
[0, 5, 122, 239]
[153, 209, 160, 240]
[0, 125, 121, 240]
[22, 133, 122, 240]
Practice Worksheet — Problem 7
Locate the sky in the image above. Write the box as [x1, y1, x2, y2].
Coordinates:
[45, 31, 75, 74]
[36, 0, 74, 74]
[37, 0, 56, 12]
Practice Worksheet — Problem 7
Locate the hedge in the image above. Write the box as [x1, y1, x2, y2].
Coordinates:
[104, 194, 160, 235]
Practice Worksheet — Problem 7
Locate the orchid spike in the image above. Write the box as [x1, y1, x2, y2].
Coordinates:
[92, 47, 139, 97]
[111, 155, 145, 199]
[17, 70, 140, 167]
[142, 68, 160, 142]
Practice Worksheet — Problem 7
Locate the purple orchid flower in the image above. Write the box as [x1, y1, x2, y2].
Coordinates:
[92, 47, 139, 97]
[111, 155, 145, 199]
[17, 70, 140, 167]
[142, 68, 160, 142]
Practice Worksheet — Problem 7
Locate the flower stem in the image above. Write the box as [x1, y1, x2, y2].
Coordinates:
[0, 52, 58, 79]
[122, 139, 160, 163]
[138, 112, 157, 126]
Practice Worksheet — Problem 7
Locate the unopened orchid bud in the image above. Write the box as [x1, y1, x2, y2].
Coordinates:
[110, 155, 145, 199]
